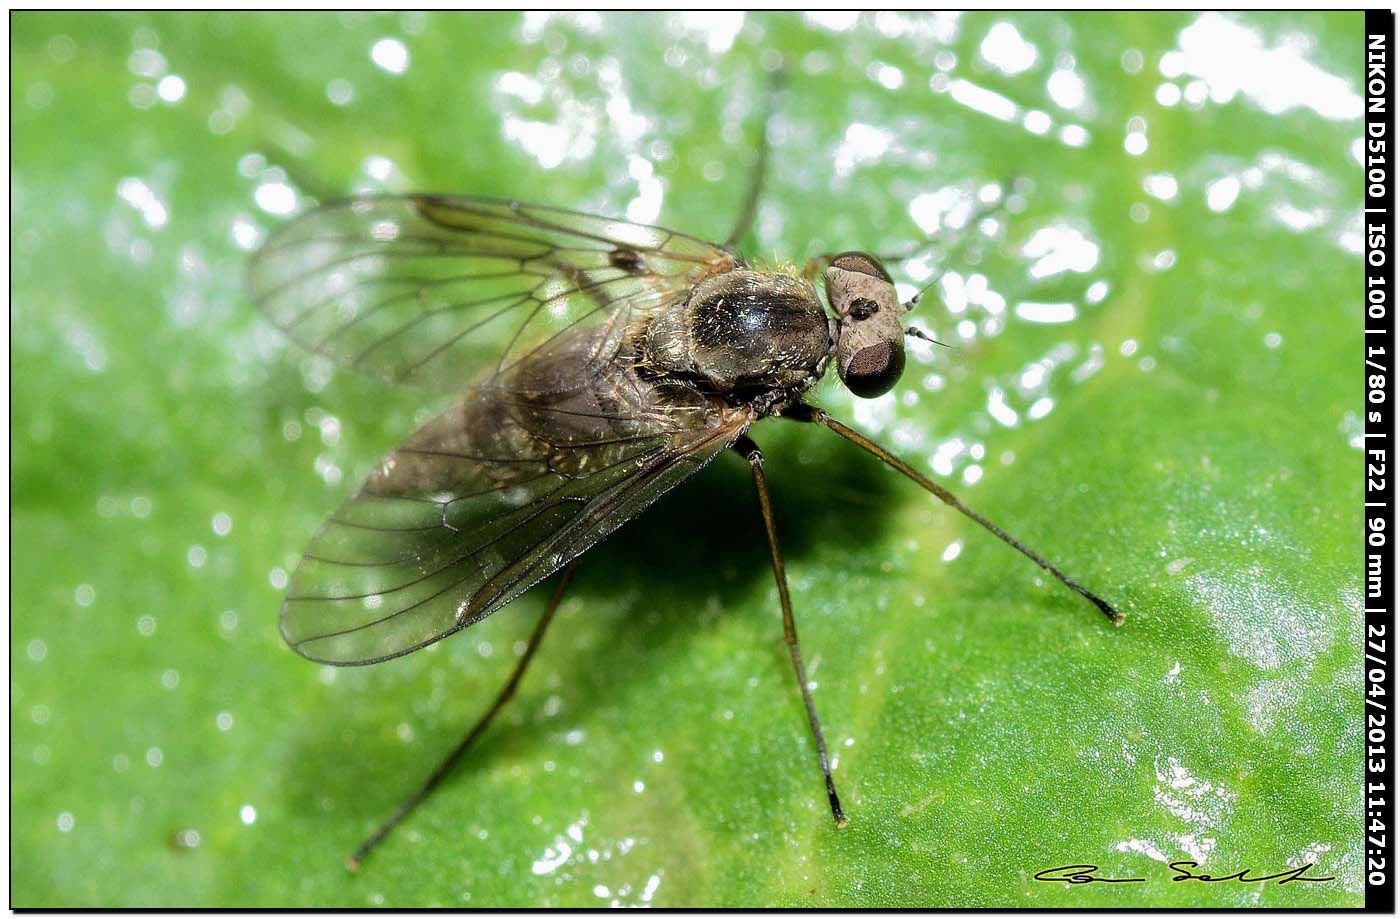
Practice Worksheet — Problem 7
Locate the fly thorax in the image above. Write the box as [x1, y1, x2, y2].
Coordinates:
[646, 269, 829, 392]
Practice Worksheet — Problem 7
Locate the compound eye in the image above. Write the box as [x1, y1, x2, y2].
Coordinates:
[829, 251, 892, 283]
[840, 341, 905, 398]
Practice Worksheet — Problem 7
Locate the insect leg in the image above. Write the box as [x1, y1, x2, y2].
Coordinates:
[782, 404, 1123, 625]
[347, 560, 580, 872]
[722, 67, 786, 252]
[733, 435, 848, 828]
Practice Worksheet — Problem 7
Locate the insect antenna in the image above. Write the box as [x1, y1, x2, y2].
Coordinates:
[901, 274, 943, 312]
[904, 326, 950, 348]
[898, 266, 956, 350]
[783, 405, 1123, 625]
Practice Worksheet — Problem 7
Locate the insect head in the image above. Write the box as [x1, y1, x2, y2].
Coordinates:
[823, 252, 909, 398]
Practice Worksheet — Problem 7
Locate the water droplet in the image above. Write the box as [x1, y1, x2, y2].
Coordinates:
[1058, 124, 1089, 146]
[27, 81, 54, 109]
[156, 73, 185, 103]
[1143, 173, 1178, 201]
[326, 78, 354, 106]
[370, 37, 410, 74]
[127, 47, 165, 78]
[254, 182, 297, 216]
[48, 34, 76, 63]
[116, 176, 168, 229]
[208, 109, 235, 134]
[231, 215, 261, 251]
[1047, 68, 1085, 108]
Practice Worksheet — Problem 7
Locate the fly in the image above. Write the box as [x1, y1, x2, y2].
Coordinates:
[250, 73, 1122, 871]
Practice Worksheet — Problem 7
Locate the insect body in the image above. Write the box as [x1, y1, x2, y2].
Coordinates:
[253, 130, 1120, 873]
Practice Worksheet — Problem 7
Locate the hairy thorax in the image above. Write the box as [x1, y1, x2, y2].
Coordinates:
[642, 269, 833, 407]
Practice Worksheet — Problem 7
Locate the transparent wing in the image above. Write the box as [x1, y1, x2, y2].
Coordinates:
[249, 194, 739, 390]
[280, 381, 753, 665]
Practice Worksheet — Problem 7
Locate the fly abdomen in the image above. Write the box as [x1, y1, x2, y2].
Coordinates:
[492, 328, 714, 476]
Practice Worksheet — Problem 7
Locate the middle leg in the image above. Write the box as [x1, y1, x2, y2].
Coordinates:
[733, 434, 848, 827]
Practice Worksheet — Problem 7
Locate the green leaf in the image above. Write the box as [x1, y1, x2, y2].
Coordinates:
[12, 11, 1363, 907]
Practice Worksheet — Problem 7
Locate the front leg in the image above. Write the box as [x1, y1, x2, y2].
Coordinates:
[781, 403, 1122, 624]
